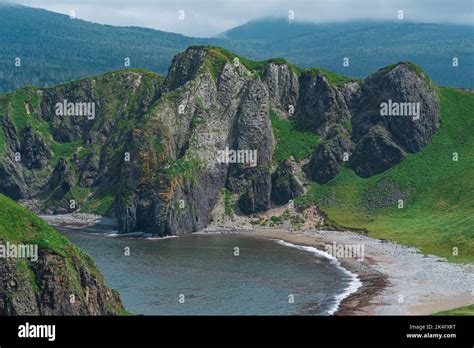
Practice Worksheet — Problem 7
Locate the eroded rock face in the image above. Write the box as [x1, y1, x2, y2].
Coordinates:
[76, 152, 100, 188]
[0, 158, 27, 200]
[228, 79, 273, 214]
[351, 63, 440, 153]
[44, 158, 74, 200]
[298, 71, 352, 137]
[271, 160, 303, 205]
[351, 125, 406, 178]
[0, 115, 28, 199]
[112, 49, 274, 234]
[163, 47, 208, 91]
[21, 124, 52, 169]
[0, 243, 123, 315]
[305, 128, 353, 184]
[264, 62, 299, 115]
[306, 143, 340, 184]
[2, 114, 20, 153]
[304, 63, 439, 183]
[0, 47, 441, 235]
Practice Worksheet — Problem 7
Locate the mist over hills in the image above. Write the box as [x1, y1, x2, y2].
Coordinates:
[0, 4, 472, 92]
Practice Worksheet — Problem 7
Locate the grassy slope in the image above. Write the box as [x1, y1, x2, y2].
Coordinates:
[433, 304, 474, 316]
[270, 109, 320, 163]
[0, 193, 126, 314]
[296, 87, 474, 263]
[0, 193, 75, 254]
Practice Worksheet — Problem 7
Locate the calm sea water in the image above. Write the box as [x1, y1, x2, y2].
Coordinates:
[59, 229, 354, 315]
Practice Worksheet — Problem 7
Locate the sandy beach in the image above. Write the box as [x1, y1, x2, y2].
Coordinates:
[42, 213, 474, 315]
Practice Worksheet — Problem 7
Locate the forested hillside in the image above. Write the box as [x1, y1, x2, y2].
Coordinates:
[0, 5, 472, 92]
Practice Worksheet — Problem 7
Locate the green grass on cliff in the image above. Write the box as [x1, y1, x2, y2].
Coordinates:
[0, 193, 84, 298]
[200, 46, 301, 78]
[0, 194, 73, 254]
[305, 67, 358, 87]
[0, 195, 105, 291]
[0, 194, 125, 313]
[270, 109, 320, 163]
[198, 46, 353, 85]
[297, 87, 474, 263]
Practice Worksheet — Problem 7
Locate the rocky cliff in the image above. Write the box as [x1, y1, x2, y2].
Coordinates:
[0, 194, 124, 315]
[0, 47, 440, 235]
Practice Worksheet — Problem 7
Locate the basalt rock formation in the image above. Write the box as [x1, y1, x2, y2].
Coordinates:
[0, 47, 440, 235]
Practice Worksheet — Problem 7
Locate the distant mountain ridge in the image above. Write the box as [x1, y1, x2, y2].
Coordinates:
[220, 18, 474, 88]
[0, 4, 473, 92]
[0, 4, 206, 91]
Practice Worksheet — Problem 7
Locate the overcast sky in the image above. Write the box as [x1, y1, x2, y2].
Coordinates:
[5, 0, 474, 37]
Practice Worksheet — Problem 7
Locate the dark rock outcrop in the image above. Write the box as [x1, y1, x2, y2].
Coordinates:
[77, 152, 100, 187]
[46, 158, 74, 200]
[271, 160, 303, 205]
[303, 63, 439, 183]
[39, 158, 75, 214]
[305, 128, 353, 184]
[298, 71, 352, 137]
[0, 115, 28, 199]
[351, 63, 440, 153]
[2, 114, 20, 153]
[163, 47, 208, 91]
[20, 124, 52, 169]
[227, 79, 273, 214]
[0, 158, 27, 199]
[350, 125, 405, 178]
[264, 62, 299, 114]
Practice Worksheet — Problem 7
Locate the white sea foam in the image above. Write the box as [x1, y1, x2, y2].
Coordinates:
[275, 239, 362, 316]
[145, 235, 179, 240]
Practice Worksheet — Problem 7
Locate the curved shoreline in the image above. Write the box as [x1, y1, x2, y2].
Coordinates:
[42, 213, 375, 315]
[40, 213, 474, 315]
[197, 227, 386, 315]
[225, 227, 473, 315]
[274, 239, 362, 315]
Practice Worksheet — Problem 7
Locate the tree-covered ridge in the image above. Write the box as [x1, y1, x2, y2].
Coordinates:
[0, 5, 472, 93]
